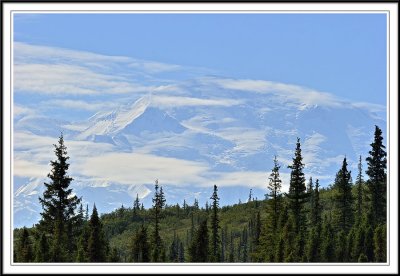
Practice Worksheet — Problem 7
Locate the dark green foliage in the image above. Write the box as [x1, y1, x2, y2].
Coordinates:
[373, 224, 386, 262]
[133, 194, 140, 216]
[364, 226, 374, 262]
[346, 227, 356, 262]
[282, 214, 296, 262]
[37, 134, 81, 262]
[321, 218, 335, 262]
[306, 227, 320, 262]
[335, 230, 347, 262]
[129, 224, 150, 262]
[76, 223, 90, 262]
[168, 231, 182, 262]
[16, 227, 33, 262]
[355, 155, 364, 225]
[353, 224, 365, 262]
[257, 156, 283, 261]
[34, 232, 49, 262]
[189, 219, 209, 262]
[210, 185, 221, 262]
[151, 179, 165, 262]
[108, 247, 120, 262]
[274, 235, 284, 262]
[87, 204, 107, 262]
[228, 231, 235, 262]
[358, 253, 368, 262]
[286, 138, 309, 234]
[366, 125, 387, 225]
[332, 157, 354, 232]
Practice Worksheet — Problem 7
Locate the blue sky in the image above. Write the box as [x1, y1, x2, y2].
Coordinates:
[14, 13, 387, 105]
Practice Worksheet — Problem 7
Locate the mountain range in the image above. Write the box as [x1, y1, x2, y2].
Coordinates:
[13, 77, 386, 228]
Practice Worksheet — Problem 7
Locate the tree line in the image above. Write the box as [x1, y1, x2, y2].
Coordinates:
[14, 125, 387, 263]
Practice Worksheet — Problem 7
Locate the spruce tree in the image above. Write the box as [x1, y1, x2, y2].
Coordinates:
[267, 156, 283, 232]
[87, 204, 107, 262]
[210, 185, 221, 262]
[332, 157, 354, 232]
[76, 221, 90, 262]
[311, 179, 322, 226]
[365, 125, 387, 225]
[151, 179, 165, 262]
[168, 231, 179, 262]
[188, 219, 209, 262]
[286, 138, 309, 260]
[129, 224, 150, 262]
[38, 134, 81, 261]
[307, 180, 322, 262]
[355, 155, 364, 225]
[133, 194, 140, 215]
[286, 138, 309, 234]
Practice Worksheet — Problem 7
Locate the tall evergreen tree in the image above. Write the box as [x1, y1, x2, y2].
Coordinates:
[38, 134, 81, 261]
[129, 224, 150, 262]
[306, 179, 322, 262]
[311, 179, 322, 226]
[188, 219, 209, 262]
[133, 194, 140, 215]
[210, 185, 221, 262]
[168, 231, 179, 262]
[151, 179, 165, 262]
[267, 156, 282, 232]
[355, 155, 364, 225]
[286, 138, 309, 234]
[87, 204, 107, 262]
[365, 125, 387, 225]
[285, 138, 309, 260]
[332, 157, 354, 232]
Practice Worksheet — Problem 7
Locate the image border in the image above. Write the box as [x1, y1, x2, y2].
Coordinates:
[2, 2, 398, 274]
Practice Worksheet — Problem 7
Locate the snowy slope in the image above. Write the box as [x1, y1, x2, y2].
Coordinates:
[13, 83, 386, 228]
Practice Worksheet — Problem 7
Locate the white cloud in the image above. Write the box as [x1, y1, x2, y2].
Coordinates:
[302, 132, 327, 165]
[79, 152, 209, 186]
[129, 61, 181, 74]
[44, 99, 114, 111]
[14, 159, 49, 178]
[210, 171, 291, 192]
[204, 77, 345, 108]
[151, 95, 243, 107]
[14, 42, 131, 65]
[14, 63, 152, 95]
[216, 127, 266, 155]
[13, 104, 36, 117]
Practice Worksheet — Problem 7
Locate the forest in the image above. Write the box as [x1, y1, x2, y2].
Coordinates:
[13, 125, 387, 263]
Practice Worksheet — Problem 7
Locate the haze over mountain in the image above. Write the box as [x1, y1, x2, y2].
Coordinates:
[12, 42, 386, 228]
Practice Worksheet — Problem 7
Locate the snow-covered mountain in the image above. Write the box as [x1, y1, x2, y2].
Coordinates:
[13, 79, 386, 228]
